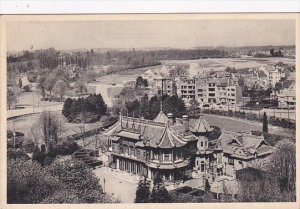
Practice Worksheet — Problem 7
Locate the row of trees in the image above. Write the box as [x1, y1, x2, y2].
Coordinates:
[62, 94, 107, 123]
[115, 93, 187, 120]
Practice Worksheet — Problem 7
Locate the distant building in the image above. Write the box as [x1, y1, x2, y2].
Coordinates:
[86, 82, 123, 107]
[276, 80, 296, 108]
[154, 76, 176, 96]
[178, 77, 196, 101]
[268, 69, 281, 87]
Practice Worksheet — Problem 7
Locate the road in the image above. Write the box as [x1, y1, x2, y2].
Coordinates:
[93, 167, 138, 203]
[7, 91, 64, 119]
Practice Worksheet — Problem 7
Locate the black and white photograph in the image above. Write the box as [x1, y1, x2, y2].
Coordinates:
[1, 14, 298, 206]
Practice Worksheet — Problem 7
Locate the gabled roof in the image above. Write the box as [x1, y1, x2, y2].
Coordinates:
[190, 115, 213, 133]
[153, 110, 168, 124]
[216, 131, 274, 158]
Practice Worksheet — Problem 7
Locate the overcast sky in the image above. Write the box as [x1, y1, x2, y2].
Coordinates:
[6, 19, 295, 51]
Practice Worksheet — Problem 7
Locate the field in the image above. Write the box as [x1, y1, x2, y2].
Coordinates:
[7, 113, 112, 139]
[95, 65, 163, 85]
[196, 114, 295, 138]
[162, 57, 295, 72]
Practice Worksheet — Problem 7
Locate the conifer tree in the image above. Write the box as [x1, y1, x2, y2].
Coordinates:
[135, 177, 151, 203]
[150, 174, 171, 203]
[62, 98, 73, 119]
[263, 112, 268, 133]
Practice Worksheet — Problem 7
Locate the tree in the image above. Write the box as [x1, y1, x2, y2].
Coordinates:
[262, 112, 268, 133]
[7, 158, 119, 204]
[74, 79, 87, 95]
[188, 99, 200, 111]
[53, 80, 68, 101]
[140, 94, 150, 118]
[7, 87, 18, 110]
[151, 174, 171, 203]
[47, 159, 117, 203]
[62, 98, 74, 120]
[62, 94, 107, 123]
[18, 78, 23, 88]
[270, 48, 275, 56]
[135, 177, 151, 203]
[38, 69, 50, 100]
[268, 139, 296, 201]
[45, 75, 57, 96]
[135, 76, 149, 89]
[31, 111, 65, 153]
[7, 158, 60, 203]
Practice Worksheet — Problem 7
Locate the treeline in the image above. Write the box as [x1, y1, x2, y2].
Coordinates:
[120, 94, 187, 120]
[62, 94, 107, 123]
[8, 48, 229, 74]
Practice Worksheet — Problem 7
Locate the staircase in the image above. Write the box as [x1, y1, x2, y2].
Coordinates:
[72, 148, 103, 168]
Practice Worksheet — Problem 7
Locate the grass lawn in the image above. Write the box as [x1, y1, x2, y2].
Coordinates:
[7, 113, 114, 139]
[196, 114, 295, 138]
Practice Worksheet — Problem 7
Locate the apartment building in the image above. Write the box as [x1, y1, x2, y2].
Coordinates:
[154, 76, 176, 96]
[178, 77, 196, 101]
[196, 78, 242, 105]
[268, 69, 281, 87]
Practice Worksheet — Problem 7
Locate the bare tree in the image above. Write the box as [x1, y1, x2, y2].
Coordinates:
[268, 139, 296, 201]
[53, 80, 68, 101]
[30, 111, 66, 152]
[7, 87, 19, 110]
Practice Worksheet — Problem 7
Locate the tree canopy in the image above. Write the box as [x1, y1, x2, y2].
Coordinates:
[62, 94, 107, 123]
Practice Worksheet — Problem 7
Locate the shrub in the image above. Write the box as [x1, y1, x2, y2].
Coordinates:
[7, 149, 30, 160]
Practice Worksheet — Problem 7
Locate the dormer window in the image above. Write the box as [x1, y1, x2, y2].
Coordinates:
[201, 141, 204, 147]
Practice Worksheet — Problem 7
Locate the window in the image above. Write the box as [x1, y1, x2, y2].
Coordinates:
[164, 151, 170, 162]
[228, 158, 234, 165]
[209, 93, 215, 97]
[200, 161, 205, 172]
[201, 141, 203, 147]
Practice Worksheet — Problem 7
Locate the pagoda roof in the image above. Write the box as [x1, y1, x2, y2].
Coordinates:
[190, 115, 213, 133]
[153, 110, 168, 124]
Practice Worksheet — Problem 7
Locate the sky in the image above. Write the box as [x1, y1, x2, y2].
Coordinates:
[6, 19, 295, 51]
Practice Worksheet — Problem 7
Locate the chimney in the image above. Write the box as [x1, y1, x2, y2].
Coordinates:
[167, 113, 174, 126]
[182, 115, 189, 132]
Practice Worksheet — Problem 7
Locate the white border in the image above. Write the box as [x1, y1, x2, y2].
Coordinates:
[0, 0, 300, 14]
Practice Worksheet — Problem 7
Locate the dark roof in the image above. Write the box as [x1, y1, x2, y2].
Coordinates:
[216, 131, 275, 159]
[106, 116, 189, 148]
